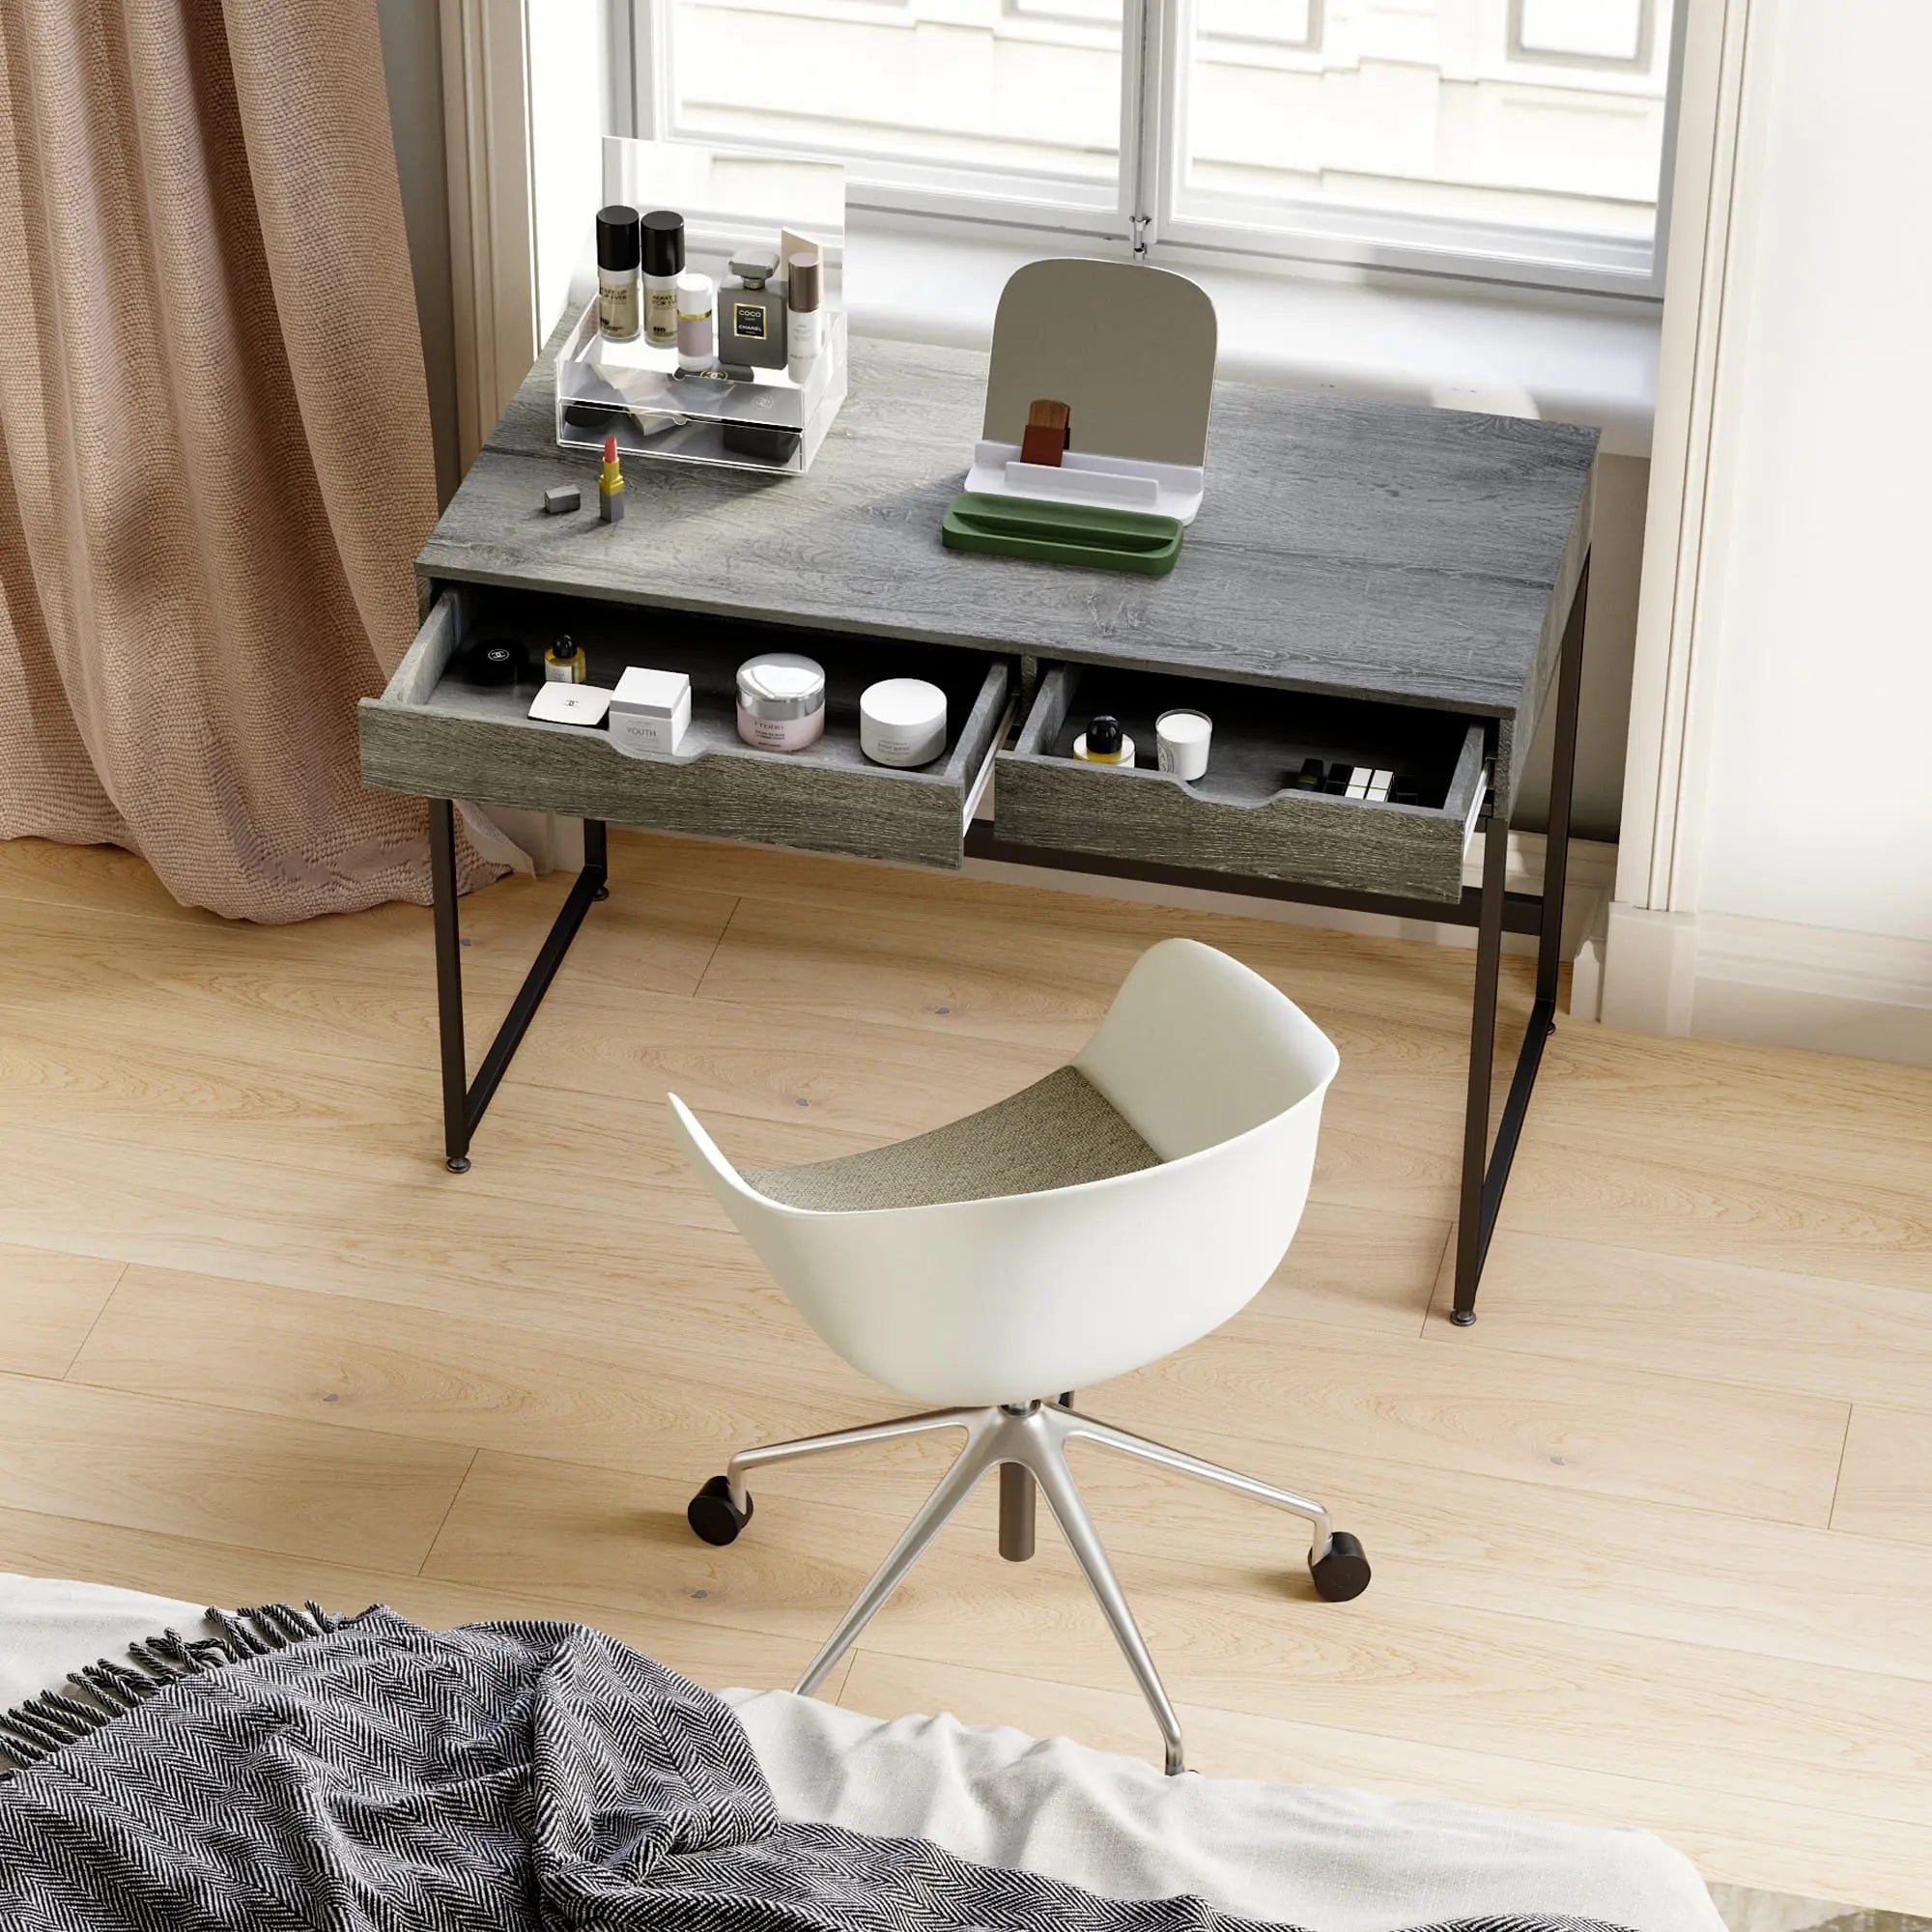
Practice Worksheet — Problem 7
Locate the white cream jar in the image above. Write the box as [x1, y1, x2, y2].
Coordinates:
[859, 677, 948, 768]
[736, 652, 826, 752]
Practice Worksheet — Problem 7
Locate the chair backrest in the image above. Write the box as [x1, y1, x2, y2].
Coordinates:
[668, 938, 1339, 1405]
[1073, 937, 1339, 1157]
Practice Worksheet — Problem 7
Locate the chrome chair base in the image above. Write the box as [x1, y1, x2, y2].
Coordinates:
[694, 1401, 1365, 1777]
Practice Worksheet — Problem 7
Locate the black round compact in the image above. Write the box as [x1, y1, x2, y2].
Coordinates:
[460, 638, 528, 687]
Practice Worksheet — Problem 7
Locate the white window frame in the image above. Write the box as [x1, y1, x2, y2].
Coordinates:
[629, 0, 1684, 298]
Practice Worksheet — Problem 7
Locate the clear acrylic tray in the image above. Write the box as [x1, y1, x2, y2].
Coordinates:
[554, 297, 847, 475]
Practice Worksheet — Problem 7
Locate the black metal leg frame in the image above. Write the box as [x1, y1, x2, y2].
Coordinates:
[1450, 551, 1588, 1321]
[429, 804, 609, 1173]
[427, 558, 1588, 1319]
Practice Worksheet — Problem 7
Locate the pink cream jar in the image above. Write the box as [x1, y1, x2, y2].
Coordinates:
[735, 652, 826, 753]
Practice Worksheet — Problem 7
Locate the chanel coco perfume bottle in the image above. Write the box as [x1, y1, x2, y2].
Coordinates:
[720, 247, 787, 371]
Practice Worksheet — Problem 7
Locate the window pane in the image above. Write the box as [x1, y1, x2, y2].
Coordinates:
[661, 0, 1124, 188]
[1173, 0, 1676, 252]
[1517, 0, 1644, 63]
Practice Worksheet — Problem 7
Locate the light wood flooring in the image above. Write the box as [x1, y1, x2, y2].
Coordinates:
[3, 829, 1930, 1911]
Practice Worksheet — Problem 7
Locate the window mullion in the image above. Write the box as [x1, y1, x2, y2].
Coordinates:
[1120, 0, 1169, 252]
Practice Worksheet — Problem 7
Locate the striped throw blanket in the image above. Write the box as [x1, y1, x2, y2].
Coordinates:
[0, 1605, 1632, 1932]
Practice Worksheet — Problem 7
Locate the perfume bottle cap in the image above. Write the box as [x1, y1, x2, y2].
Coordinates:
[729, 246, 781, 289]
[1087, 714, 1123, 757]
[595, 205, 640, 271]
[674, 269, 714, 315]
[551, 635, 579, 662]
[641, 210, 685, 277]
[786, 251, 822, 313]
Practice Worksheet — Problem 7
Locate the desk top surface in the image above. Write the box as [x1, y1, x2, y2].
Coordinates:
[420, 335, 1596, 720]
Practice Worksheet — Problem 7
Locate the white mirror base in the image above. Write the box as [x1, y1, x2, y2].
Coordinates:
[964, 441, 1206, 524]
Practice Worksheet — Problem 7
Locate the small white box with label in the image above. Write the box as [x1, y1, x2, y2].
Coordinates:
[609, 667, 692, 757]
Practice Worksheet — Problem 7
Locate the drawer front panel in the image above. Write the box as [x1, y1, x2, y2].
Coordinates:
[359, 587, 1010, 871]
[994, 665, 1487, 903]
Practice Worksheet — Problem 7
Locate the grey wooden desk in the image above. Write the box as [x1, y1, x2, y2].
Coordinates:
[361, 335, 1595, 1322]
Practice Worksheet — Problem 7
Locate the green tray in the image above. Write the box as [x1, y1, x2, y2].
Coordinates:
[941, 492, 1183, 576]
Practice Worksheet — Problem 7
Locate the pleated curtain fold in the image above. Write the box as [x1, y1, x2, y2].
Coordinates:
[0, 0, 490, 919]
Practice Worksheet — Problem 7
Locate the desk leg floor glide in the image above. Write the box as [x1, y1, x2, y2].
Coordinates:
[429, 801, 609, 1173]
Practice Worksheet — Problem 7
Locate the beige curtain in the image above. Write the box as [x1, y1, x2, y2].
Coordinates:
[0, 0, 492, 921]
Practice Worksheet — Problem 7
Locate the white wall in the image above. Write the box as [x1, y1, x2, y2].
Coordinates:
[1693, 0, 1932, 945]
[1603, 0, 1932, 1062]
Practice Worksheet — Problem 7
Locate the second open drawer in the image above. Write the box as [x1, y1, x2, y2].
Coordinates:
[994, 664, 1489, 903]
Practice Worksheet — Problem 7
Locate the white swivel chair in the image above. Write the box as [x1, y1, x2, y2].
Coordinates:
[669, 936, 1366, 1774]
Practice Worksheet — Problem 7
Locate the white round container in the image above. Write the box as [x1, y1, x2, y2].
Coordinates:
[674, 270, 715, 373]
[860, 677, 948, 768]
[1155, 708, 1212, 781]
[736, 652, 826, 753]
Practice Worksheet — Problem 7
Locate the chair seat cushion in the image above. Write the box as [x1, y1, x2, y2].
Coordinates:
[743, 1065, 1160, 1211]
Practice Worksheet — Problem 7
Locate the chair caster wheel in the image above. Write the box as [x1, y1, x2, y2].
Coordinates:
[1310, 1531, 1371, 1602]
[688, 1475, 753, 1546]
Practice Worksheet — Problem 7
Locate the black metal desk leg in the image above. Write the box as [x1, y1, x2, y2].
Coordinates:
[429, 798, 470, 1173]
[585, 818, 610, 899]
[1450, 554, 1591, 1323]
[1452, 790, 1509, 1322]
[1535, 554, 1590, 1006]
[427, 807, 611, 1172]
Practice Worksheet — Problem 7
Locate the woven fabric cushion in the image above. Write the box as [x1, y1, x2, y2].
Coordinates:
[743, 1065, 1160, 1211]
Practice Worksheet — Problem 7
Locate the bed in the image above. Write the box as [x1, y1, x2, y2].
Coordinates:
[0, 1572, 1724, 1932]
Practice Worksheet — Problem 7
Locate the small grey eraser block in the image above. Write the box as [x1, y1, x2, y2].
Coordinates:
[543, 484, 582, 515]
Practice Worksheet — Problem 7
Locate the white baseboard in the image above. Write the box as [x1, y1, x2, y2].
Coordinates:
[1600, 901, 1697, 1034]
[1602, 902, 1932, 1066]
[1690, 912, 1932, 1065]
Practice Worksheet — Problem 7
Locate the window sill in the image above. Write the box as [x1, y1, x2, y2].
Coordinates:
[846, 214, 1660, 459]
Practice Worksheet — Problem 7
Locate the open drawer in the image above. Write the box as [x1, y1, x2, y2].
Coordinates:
[359, 586, 1011, 870]
[995, 664, 1488, 903]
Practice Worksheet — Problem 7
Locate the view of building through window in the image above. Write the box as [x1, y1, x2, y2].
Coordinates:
[656, 0, 1677, 277]
[1177, 0, 1674, 245]
[663, 0, 1127, 189]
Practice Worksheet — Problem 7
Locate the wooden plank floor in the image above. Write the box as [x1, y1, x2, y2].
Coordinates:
[3, 828, 1930, 1911]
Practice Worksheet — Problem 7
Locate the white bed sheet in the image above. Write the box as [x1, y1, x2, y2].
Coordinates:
[1, 1574, 1722, 1932]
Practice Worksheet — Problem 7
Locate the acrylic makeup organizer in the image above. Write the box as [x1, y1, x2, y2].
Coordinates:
[554, 137, 848, 476]
[942, 259, 1217, 574]
[554, 304, 847, 475]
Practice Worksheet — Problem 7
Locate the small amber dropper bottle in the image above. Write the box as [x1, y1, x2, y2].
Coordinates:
[544, 635, 586, 684]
